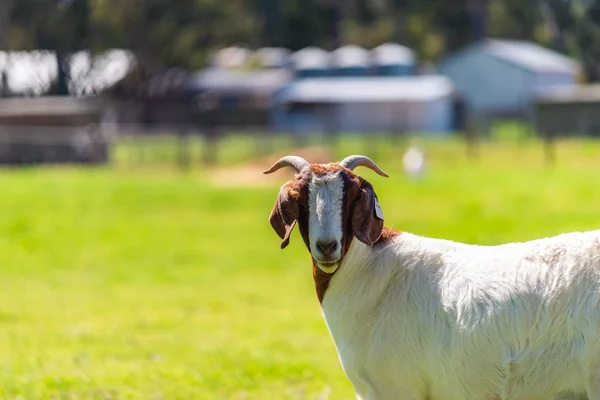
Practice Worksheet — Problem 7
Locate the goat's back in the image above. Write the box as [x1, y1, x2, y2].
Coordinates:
[322, 230, 600, 400]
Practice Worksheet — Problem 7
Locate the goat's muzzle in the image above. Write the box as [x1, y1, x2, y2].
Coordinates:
[313, 240, 342, 273]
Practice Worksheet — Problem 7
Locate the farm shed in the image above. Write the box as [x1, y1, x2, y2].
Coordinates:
[210, 46, 252, 69]
[0, 96, 109, 165]
[372, 43, 416, 76]
[187, 67, 292, 127]
[331, 45, 370, 76]
[256, 47, 291, 69]
[290, 47, 330, 78]
[535, 84, 600, 138]
[437, 38, 580, 118]
[272, 75, 455, 134]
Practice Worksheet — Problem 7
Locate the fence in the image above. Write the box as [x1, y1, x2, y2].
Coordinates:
[0, 124, 109, 165]
[0, 118, 589, 171]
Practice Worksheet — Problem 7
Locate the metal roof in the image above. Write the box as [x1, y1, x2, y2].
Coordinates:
[188, 67, 292, 95]
[278, 75, 454, 103]
[331, 45, 370, 68]
[536, 84, 600, 103]
[256, 47, 291, 68]
[371, 43, 415, 66]
[291, 47, 330, 70]
[210, 46, 252, 68]
[484, 39, 578, 74]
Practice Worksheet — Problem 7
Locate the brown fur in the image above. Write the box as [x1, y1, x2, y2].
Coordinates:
[312, 260, 332, 303]
[375, 227, 403, 246]
[269, 181, 299, 249]
[310, 163, 346, 176]
[268, 163, 401, 303]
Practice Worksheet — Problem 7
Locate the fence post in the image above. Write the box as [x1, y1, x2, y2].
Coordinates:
[195, 91, 219, 167]
[543, 129, 556, 166]
[390, 103, 404, 146]
[255, 127, 274, 159]
[202, 125, 219, 167]
[465, 115, 479, 162]
[177, 129, 191, 171]
[325, 104, 339, 152]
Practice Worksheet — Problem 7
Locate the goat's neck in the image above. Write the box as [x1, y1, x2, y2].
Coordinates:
[312, 237, 370, 304]
[319, 238, 400, 348]
[320, 237, 396, 307]
[314, 228, 405, 304]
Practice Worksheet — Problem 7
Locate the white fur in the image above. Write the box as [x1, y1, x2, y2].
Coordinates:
[308, 172, 345, 270]
[322, 230, 600, 400]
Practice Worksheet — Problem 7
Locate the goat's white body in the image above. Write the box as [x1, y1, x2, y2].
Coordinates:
[322, 230, 600, 400]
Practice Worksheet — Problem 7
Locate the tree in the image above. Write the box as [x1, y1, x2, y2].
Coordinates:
[0, 0, 15, 50]
[6, 0, 600, 87]
[567, 0, 600, 81]
[538, 0, 600, 82]
[10, 0, 91, 95]
[91, 0, 261, 69]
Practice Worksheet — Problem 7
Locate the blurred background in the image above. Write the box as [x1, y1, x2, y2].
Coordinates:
[2, 0, 600, 399]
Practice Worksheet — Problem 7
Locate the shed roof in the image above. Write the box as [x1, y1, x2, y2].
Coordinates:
[483, 39, 578, 74]
[291, 47, 330, 70]
[372, 43, 415, 66]
[278, 75, 454, 103]
[331, 45, 369, 68]
[210, 46, 252, 68]
[0, 96, 103, 118]
[536, 84, 600, 104]
[188, 67, 292, 96]
[256, 47, 291, 68]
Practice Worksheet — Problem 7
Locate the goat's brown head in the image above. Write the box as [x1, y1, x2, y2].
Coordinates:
[264, 155, 388, 274]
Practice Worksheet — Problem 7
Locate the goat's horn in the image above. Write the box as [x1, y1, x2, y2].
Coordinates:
[263, 156, 310, 174]
[340, 155, 389, 177]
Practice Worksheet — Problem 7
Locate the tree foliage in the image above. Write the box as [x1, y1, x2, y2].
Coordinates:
[4, 0, 600, 84]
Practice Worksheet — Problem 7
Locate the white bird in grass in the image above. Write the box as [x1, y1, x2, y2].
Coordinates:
[402, 145, 426, 178]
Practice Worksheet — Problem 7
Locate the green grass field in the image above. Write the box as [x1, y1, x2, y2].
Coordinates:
[2, 135, 600, 399]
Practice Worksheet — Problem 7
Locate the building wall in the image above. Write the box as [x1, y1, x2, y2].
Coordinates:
[438, 47, 531, 115]
[295, 68, 330, 78]
[331, 67, 369, 77]
[271, 78, 454, 134]
[375, 64, 415, 76]
[535, 101, 600, 137]
[273, 100, 453, 134]
[337, 102, 423, 132]
[532, 72, 576, 94]
[270, 97, 334, 133]
[426, 97, 455, 133]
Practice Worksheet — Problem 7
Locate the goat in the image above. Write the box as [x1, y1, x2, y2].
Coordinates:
[264, 154, 600, 400]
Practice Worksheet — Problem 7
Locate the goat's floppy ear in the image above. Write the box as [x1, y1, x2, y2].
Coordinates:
[351, 181, 384, 246]
[269, 182, 299, 249]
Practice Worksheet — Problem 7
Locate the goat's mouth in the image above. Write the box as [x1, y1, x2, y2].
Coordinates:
[315, 260, 339, 274]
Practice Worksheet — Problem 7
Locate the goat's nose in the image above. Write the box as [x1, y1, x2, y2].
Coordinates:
[316, 240, 338, 256]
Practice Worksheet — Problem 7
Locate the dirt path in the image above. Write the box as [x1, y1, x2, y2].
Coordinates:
[208, 146, 333, 188]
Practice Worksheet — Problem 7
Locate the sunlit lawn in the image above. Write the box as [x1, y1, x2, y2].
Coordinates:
[1, 135, 600, 398]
